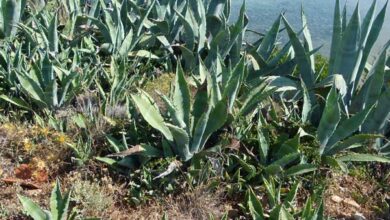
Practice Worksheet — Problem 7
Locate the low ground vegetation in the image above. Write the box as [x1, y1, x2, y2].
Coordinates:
[0, 0, 390, 219]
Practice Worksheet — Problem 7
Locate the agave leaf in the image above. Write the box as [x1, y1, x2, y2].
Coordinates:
[257, 113, 269, 164]
[301, 7, 315, 72]
[301, 79, 312, 124]
[362, 86, 390, 134]
[50, 180, 70, 220]
[326, 104, 374, 149]
[198, 98, 228, 151]
[284, 181, 300, 206]
[175, 7, 195, 51]
[325, 134, 382, 156]
[356, 1, 388, 85]
[16, 71, 47, 107]
[269, 153, 300, 168]
[131, 90, 173, 142]
[246, 188, 265, 220]
[48, 14, 58, 53]
[18, 195, 49, 220]
[2, 0, 25, 38]
[258, 14, 281, 61]
[357, 41, 390, 110]
[42, 54, 58, 107]
[337, 153, 390, 163]
[270, 205, 294, 220]
[157, 92, 186, 128]
[118, 28, 134, 58]
[285, 164, 317, 176]
[333, 4, 361, 94]
[239, 82, 276, 117]
[166, 123, 191, 161]
[222, 57, 245, 112]
[282, 16, 314, 88]
[196, 0, 207, 52]
[0, 95, 32, 110]
[318, 87, 341, 154]
[136, 0, 155, 37]
[173, 63, 191, 129]
[190, 107, 210, 154]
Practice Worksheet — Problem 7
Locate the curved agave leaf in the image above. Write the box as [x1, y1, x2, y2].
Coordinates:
[173, 63, 191, 129]
[318, 87, 341, 155]
[18, 195, 50, 220]
[166, 123, 192, 161]
[355, 1, 388, 86]
[50, 180, 71, 220]
[325, 105, 374, 151]
[131, 90, 173, 142]
[258, 14, 281, 61]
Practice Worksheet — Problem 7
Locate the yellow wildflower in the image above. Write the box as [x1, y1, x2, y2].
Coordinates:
[32, 157, 46, 169]
[40, 127, 50, 136]
[56, 133, 68, 144]
[23, 138, 33, 152]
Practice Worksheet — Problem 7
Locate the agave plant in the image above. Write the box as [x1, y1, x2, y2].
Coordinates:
[244, 179, 326, 220]
[131, 62, 229, 161]
[18, 180, 76, 220]
[0, 49, 97, 111]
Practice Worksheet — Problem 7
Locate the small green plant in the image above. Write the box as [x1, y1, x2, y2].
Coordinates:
[18, 180, 79, 220]
[243, 178, 326, 219]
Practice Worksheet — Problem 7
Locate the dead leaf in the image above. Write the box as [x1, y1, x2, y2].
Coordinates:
[106, 145, 144, 158]
[331, 195, 343, 203]
[227, 138, 241, 150]
[14, 164, 33, 180]
[343, 198, 361, 209]
[32, 169, 48, 183]
[1, 178, 40, 189]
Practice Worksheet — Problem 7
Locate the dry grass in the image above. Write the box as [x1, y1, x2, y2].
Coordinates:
[324, 173, 390, 219]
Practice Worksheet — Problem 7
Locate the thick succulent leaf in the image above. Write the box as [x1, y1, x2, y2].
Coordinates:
[18, 195, 49, 220]
[2, 0, 25, 37]
[257, 113, 269, 164]
[239, 82, 276, 116]
[269, 153, 300, 168]
[301, 79, 312, 124]
[50, 180, 70, 220]
[175, 8, 195, 51]
[131, 90, 173, 142]
[222, 57, 245, 112]
[333, 4, 361, 88]
[326, 105, 374, 149]
[356, 1, 388, 85]
[337, 153, 390, 163]
[285, 164, 317, 176]
[357, 41, 390, 110]
[190, 107, 210, 154]
[301, 7, 315, 72]
[166, 123, 192, 161]
[158, 92, 185, 128]
[16, 71, 47, 107]
[270, 205, 294, 220]
[325, 134, 382, 156]
[258, 15, 281, 61]
[198, 98, 228, 151]
[362, 87, 390, 134]
[0, 95, 32, 110]
[282, 16, 314, 88]
[118, 29, 134, 58]
[246, 188, 265, 220]
[173, 63, 191, 128]
[318, 87, 341, 155]
[48, 14, 58, 53]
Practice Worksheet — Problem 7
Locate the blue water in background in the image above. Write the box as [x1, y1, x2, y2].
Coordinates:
[231, 0, 390, 57]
